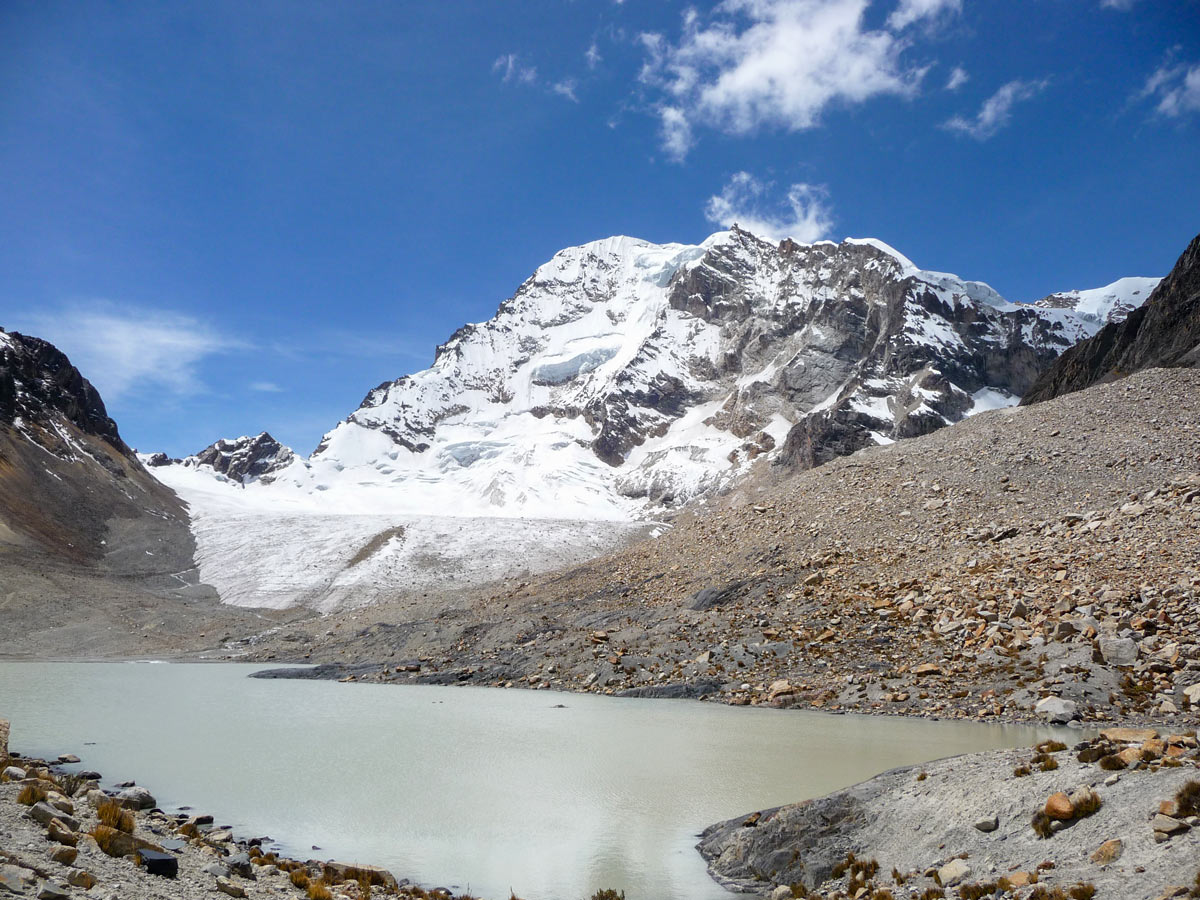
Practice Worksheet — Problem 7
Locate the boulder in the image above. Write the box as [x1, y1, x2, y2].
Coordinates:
[116, 786, 156, 810]
[1045, 792, 1075, 820]
[1183, 683, 1200, 707]
[66, 870, 97, 890]
[35, 883, 70, 900]
[1098, 727, 1159, 744]
[1152, 814, 1189, 835]
[55, 754, 80, 765]
[1099, 637, 1139, 666]
[2, 766, 25, 781]
[937, 859, 971, 886]
[322, 862, 398, 890]
[225, 852, 255, 879]
[974, 816, 999, 833]
[1035, 696, 1077, 723]
[29, 802, 79, 832]
[912, 663, 942, 677]
[770, 888, 793, 900]
[0, 865, 36, 894]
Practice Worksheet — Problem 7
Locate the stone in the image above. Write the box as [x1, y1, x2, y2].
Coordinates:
[321, 863, 397, 890]
[1152, 814, 1189, 835]
[1090, 839, 1123, 865]
[2, 766, 26, 781]
[46, 819, 78, 847]
[974, 815, 999, 832]
[29, 802, 79, 833]
[1117, 747, 1144, 766]
[0, 865, 36, 894]
[48, 846, 77, 866]
[912, 663, 942, 676]
[85, 790, 108, 809]
[35, 883, 70, 900]
[1035, 696, 1077, 723]
[1183, 683, 1200, 707]
[202, 864, 230, 879]
[136, 849, 178, 878]
[770, 886, 793, 900]
[1045, 792, 1075, 820]
[225, 852, 255, 879]
[0, 718, 8, 759]
[937, 859, 971, 887]
[1160, 699, 1179, 714]
[767, 680, 795, 700]
[1099, 637, 1139, 666]
[116, 786, 156, 810]
[1007, 872, 1033, 888]
[1100, 726, 1159, 744]
[216, 877, 247, 898]
[55, 754, 79, 764]
[66, 871, 97, 890]
[923, 498, 946, 511]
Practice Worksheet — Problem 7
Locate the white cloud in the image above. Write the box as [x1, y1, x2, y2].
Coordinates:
[1141, 61, 1200, 117]
[1099, 0, 1136, 9]
[887, 0, 961, 31]
[705, 172, 833, 242]
[946, 65, 968, 91]
[552, 79, 579, 102]
[586, 42, 602, 69]
[944, 78, 1048, 139]
[250, 381, 284, 393]
[21, 301, 235, 401]
[639, 0, 950, 159]
[493, 53, 537, 85]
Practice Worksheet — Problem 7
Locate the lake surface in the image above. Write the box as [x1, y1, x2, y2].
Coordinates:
[0, 662, 1071, 900]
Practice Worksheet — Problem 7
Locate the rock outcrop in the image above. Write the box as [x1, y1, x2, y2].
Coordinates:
[1023, 232, 1200, 403]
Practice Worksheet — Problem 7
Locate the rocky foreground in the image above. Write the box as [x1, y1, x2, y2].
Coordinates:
[699, 726, 1200, 900]
[244, 368, 1200, 730]
[0, 719, 489, 900]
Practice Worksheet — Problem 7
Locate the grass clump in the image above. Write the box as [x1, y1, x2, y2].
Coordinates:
[1176, 780, 1200, 817]
[918, 889, 946, 900]
[290, 869, 310, 889]
[590, 892, 626, 900]
[1073, 790, 1102, 818]
[958, 884, 998, 900]
[97, 799, 134, 833]
[1014, 765, 1031, 777]
[1037, 740, 1068, 753]
[1031, 811, 1054, 839]
[1039, 757, 1059, 772]
[306, 879, 333, 900]
[1069, 885, 1096, 900]
[17, 782, 47, 805]
[1098, 754, 1126, 771]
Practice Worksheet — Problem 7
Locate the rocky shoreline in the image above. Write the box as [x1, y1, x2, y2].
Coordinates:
[0, 717, 490, 900]
[698, 726, 1200, 900]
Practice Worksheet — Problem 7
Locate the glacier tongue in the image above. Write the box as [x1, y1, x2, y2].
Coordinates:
[149, 227, 1160, 610]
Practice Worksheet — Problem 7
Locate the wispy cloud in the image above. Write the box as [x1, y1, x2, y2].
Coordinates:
[705, 172, 834, 242]
[944, 78, 1048, 139]
[1099, 0, 1136, 9]
[1140, 59, 1200, 117]
[887, 0, 961, 31]
[19, 301, 237, 401]
[946, 65, 969, 91]
[493, 53, 537, 85]
[552, 79, 579, 102]
[250, 381, 284, 393]
[585, 42, 602, 69]
[639, 0, 957, 160]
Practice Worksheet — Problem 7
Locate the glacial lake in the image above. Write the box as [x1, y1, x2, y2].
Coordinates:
[0, 663, 1072, 900]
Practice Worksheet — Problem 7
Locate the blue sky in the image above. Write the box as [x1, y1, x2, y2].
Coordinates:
[1, 0, 1197, 457]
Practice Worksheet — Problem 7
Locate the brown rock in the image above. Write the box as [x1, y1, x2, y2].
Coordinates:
[912, 663, 942, 676]
[46, 820, 78, 847]
[1100, 727, 1159, 743]
[767, 679, 795, 701]
[1008, 872, 1033, 887]
[1090, 839, 1124, 865]
[216, 876, 247, 898]
[1152, 814, 1189, 835]
[0, 719, 8, 759]
[1045, 792, 1074, 820]
[48, 846, 77, 866]
[1117, 747, 1144, 766]
[66, 870, 96, 889]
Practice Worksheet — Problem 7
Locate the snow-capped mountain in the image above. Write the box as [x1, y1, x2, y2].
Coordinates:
[146, 228, 1159, 610]
[158, 227, 1156, 515]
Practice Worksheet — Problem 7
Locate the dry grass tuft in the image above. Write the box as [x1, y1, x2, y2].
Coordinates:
[1176, 780, 1200, 817]
[97, 799, 134, 833]
[17, 783, 47, 805]
[90, 824, 129, 858]
[306, 879, 333, 900]
[290, 869, 310, 889]
[1098, 754, 1126, 771]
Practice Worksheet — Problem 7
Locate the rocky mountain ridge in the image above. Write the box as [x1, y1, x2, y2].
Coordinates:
[154, 228, 1157, 518]
[1024, 231, 1200, 403]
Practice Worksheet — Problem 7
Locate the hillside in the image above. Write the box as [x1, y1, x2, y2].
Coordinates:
[0, 329, 293, 658]
[250, 366, 1200, 728]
